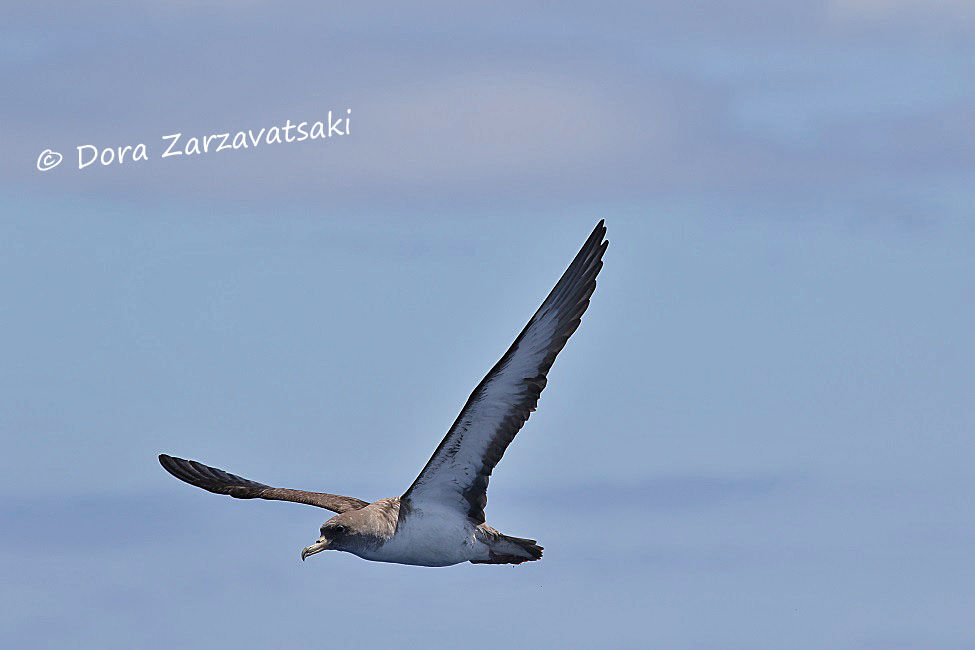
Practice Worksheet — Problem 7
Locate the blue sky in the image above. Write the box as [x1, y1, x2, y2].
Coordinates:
[2, 2, 974, 648]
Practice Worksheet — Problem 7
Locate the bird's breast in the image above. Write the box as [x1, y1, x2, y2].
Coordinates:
[353, 506, 482, 567]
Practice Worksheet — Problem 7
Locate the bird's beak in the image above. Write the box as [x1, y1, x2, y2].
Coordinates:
[301, 537, 329, 561]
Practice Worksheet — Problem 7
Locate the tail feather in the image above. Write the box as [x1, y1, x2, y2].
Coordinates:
[472, 532, 543, 565]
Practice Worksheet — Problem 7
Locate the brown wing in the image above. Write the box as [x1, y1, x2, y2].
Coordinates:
[158, 454, 368, 513]
[402, 220, 607, 524]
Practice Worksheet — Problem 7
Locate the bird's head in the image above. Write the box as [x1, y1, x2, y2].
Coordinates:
[301, 515, 355, 560]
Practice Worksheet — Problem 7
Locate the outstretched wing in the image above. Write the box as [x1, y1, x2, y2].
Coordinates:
[402, 221, 607, 524]
[159, 454, 368, 514]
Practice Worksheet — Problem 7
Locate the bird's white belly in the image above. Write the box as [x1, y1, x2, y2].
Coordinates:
[355, 507, 485, 567]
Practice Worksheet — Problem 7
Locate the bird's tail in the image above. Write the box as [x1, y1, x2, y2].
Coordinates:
[472, 531, 543, 565]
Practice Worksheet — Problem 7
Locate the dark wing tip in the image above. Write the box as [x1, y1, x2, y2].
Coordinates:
[158, 453, 269, 496]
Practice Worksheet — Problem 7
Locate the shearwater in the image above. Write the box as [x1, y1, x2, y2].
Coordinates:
[159, 221, 607, 567]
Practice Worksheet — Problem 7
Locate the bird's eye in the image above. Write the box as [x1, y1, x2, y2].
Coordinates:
[335, 525, 346, 534]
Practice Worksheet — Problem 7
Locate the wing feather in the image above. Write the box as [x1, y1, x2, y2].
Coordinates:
[402, 221, 607, 523]
[158, 454, 368, 513]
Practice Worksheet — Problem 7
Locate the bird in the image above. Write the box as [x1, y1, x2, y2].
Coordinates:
[159, 220, 607, 567]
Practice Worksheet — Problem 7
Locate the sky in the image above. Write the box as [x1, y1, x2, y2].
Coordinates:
[2, 2, 974, 648]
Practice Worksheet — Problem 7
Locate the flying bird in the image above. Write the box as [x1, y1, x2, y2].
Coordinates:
[159, 221, 608, 567]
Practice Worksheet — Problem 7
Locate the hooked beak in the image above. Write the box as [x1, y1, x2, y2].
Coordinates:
[301, 537, 329, 561]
